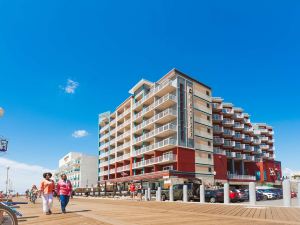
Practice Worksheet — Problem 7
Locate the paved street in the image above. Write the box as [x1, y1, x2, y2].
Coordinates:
[16, 197, 300, 225]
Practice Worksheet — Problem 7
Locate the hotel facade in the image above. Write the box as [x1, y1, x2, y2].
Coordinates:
[98, 69, 282, 186]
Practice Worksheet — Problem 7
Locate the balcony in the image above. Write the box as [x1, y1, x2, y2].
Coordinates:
[260, 128, 269, 134]
[235, 153, 243, 160]
[213, 148, 226, 155]
[223, 140, 235, 148]
[244, 146, 254, 152]
[243, 118, 251, 124]
[116, 130, 131, 142]
[253, 147, 262, 154]
[154, 93, 177, 110]
[234, 114, 244, 120]
[100, 123, 110, 133]
[253, 139, 261, 145]
[234, 143, 245, 150]
[228, 174, 256, 181]
[222, 108, 234, 115]
[134, 122, 176, 145]
[244, 155, 255, 161]
[117, 120, 131, 131]
[116, 165, 130, 173]
[260, 136, 269, 142]
[116, 142, 131, 152]
[212, 114, 223, 122]
[115, 153, 130, 162]
[118, 108, 131, 120]
[213, 126, 224, 134]
[223, 129, 235, 137]
[262, 152, 270, 158]
[99, 170, 109, 176]
[133, 137, 176, 157]
[233, 133, 245, 140]
[133, 79, 175, 109]
[260, 145, 269, 150]
[244, 127, 254, 133]
[132, 154, 177, 169]
[212, 103, 222, 111]
[100, 142, 109, 150]
[222, 119, 234, 127]
[226, 151, 235, 158]
[100, 133, 110, 142]
[233, 123, 244, 130]
[213, 137, 224, 145]
[99, 161, 109, 167]
[134, 108, 176, 133]
[110, 158, 116, 164]
[244, 136, 253, 143]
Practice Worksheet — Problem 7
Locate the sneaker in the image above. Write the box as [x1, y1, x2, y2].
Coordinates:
[62, 209, 66, 214]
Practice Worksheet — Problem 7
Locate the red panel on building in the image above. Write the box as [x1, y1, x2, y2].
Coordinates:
[176, 147, 195, 172]
[213, 154, 227, 180]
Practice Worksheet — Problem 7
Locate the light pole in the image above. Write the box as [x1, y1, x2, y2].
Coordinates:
[213, 171, 217, 187]
[6, 166, 10, 200]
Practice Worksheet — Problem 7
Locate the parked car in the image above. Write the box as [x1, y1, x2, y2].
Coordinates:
[235, 189, 248, 202]
[229, 189, 239, 202]
[270, 188, 283, 199]
[258, 189, 277, 200]
[291, 191, 297, 198]
[204, 189, 224, 203]
[256, 191, 264, 201]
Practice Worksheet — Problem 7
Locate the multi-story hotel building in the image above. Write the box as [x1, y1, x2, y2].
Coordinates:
[98, 69, 215, 186]
[54, 152, 98, 189]
[212, 97, 281, 185]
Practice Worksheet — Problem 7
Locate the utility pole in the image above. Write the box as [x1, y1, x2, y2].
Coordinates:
[6, 166, 10, 201]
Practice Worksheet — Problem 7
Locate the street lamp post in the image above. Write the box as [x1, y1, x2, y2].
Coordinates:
[213, 171, 217, 187]
[6, 166, 10, 200]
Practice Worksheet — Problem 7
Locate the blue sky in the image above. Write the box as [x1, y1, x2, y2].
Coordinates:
[0, 0, 300, 188]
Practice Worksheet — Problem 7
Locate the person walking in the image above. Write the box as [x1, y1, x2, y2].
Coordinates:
[129, 183, 136, 200]
[137, 183, 143, 201]
[39, 172, 55, 215]
[56, 174, 73, 213]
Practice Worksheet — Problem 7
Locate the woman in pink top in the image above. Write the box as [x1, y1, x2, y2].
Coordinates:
[56, 174, 72, 213]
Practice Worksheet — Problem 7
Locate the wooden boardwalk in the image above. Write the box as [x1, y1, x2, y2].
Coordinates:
[17, 197, 300, 225]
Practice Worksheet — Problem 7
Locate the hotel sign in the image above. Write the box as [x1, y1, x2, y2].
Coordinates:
[186, 84, 194, 139]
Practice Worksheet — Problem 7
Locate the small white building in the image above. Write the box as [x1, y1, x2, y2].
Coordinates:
[54, 152, 98, 189]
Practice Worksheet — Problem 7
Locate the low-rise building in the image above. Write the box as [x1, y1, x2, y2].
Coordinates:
[54, 152, 98, 189]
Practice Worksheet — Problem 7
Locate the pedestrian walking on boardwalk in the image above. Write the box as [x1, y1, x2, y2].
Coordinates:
[129, 183, 136, 200]
[56, 174, 73, 213]
[39, 172, 55, 215]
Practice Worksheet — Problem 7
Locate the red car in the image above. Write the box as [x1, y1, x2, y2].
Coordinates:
[291, 191, 297, 198]
[229, 189, 239, 202]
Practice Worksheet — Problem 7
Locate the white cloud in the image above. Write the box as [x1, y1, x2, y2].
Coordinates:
[282, 167, 300, 177]
[61, 79, 79, 94]
[0, 157, 53, 193]
[72, 130, 89, 138]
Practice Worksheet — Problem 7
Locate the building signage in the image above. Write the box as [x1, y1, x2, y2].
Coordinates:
[186, 84, 194, 139]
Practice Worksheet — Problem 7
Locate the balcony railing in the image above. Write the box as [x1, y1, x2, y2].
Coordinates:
[212, 103, 222, 110]
[244, 146, 254, 151]
[99, 170, 109, 176]
[116, 165, 130, 173]
[223, 119, 234, 125]
[213, 114, 223, 121]
[99, 161, 109, 167]
[133, 79, 174, 109]
[228, 174, 256, 181]
[213, 127, 224, 133]
[133, 138, 176, 157]
[115, 153, 130, 162]
[223, 140, 235, 147]
[222, 108, 234, 114]
[234, 114, 244, 119]
[234, 143, 245, 150]
[134, 122, 176, 144]
[100, 124, 110, 133]
[260, 136, 269, 141]
[213, 148, 226, 155]
[213, 137, 224, 145]
[195, 143, 213, 152]
[118, 108, 131, 120]
[234, 123, 244, 129]
[134, 108, 176, 132]
[116, 130, 131, 141]
[132, 154, 177, 169]
[116, 142, 131, 152]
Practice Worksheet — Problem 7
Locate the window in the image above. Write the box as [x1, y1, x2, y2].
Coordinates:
[208, 141, 211, 146]
[207, 128, 211, 133]
[163, 165, 173, 171]
[208, 167, 212, 172]
[206, 90, 210, 96]
[207, 115, 210, 121]
[208, 154, 211, 159]
[207, 103, 210, 108]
